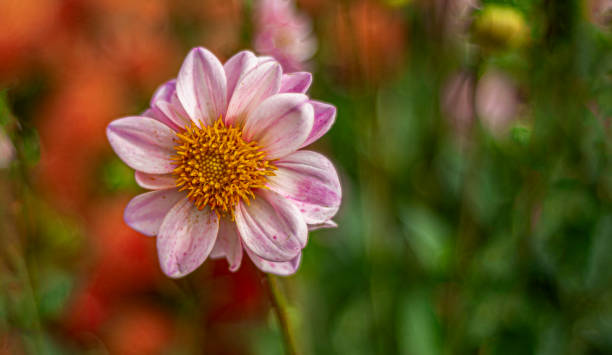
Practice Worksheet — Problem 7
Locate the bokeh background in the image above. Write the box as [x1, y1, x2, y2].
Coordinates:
[1, 0, 611, 354]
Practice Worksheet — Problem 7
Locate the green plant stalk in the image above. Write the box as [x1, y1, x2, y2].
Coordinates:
[265, 273, 299, 355]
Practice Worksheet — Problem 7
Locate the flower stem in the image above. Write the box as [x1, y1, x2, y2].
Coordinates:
[265, 273, 299, 355]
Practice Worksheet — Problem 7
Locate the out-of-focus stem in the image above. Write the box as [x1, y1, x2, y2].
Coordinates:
[265, 273, 299, 355]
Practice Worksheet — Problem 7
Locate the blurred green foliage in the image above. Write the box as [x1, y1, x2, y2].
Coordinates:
[292, 1, 612, 354]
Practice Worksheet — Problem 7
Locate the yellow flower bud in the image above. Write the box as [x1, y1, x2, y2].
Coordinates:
[473, 5, 530, 49]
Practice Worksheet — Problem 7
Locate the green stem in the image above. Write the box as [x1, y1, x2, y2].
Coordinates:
[265, 273, 299, 355]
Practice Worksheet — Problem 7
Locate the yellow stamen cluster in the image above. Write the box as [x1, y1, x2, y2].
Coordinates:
[172, 118, 276, 218]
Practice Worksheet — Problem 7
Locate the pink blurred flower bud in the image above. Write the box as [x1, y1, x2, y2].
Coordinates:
[441, 71, 476, 137]
[0, 129, 14, 169]
[475, 69, 520, 137]
[587, 0, 612, 28]
[254, 0, 317, 72]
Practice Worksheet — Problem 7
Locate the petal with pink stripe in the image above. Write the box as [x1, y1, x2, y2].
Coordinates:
[268, 150, 341, 224]
[235, 189, 306, 262]
[245, 246, 301, 276]
[124, 190, 185, 236]
[176, 47, 227, 126]
[157, 198, 219, 278]
[106, 116, 176, 174]
[243, 93, 313, 159]
[210, 218, 243, 272]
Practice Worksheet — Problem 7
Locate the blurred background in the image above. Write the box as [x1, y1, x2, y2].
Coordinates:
[0, 0, 611, 354]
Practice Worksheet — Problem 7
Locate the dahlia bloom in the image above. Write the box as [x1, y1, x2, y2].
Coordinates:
[107, 47, 340, 277]
[254, 0, 317, 72]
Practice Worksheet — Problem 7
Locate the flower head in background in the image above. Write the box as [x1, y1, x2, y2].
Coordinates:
[587, 0, 612, 29]
[254, 0, 317, 72]
[475, 69, 520, 137]
[0, 129, 14, 169]
[107, 47, 340, 277]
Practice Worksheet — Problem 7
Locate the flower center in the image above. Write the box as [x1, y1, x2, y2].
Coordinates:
[172, 118, 276, 218]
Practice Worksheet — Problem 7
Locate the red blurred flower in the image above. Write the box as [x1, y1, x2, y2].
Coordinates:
[36, 61, 126, 211]
[102, 304, 174, 355]
[205, 259, 267, 323]
[64, 198, 162, 336]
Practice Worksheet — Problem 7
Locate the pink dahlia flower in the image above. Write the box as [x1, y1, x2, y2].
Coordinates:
[107, 47, 340, 278]
[254, 0, 317, 73]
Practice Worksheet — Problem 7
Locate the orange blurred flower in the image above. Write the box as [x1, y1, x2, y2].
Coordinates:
[328, 0, 407, 85]
[0, 0, 60, 82]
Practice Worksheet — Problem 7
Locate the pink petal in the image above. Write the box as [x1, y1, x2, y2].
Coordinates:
[142, 106, 180, 131]
[243, 93, 313, 159]
[257, 56, 276, 65]
[157, 198, 219, 278]
[144, 81, 191, 131]
[280, 72, 312, 93]
[308, 220, 338, 231]
[235, 189, 306, 262]
[210, 218, 243, 272]
[245, 245, 301, 276]
[301, 100, 336, 147]
[224, 50, 258, 102]
[134, 171, 176, 190]
[268, 150, 341, 224]
[225, 60, 282, 126]
[151, 79, 176, 105]
[176, 47, 227, 127]
[124, 190, 185, 236]
[106, 116, 176, 174]
[152, 94, 193, 130]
